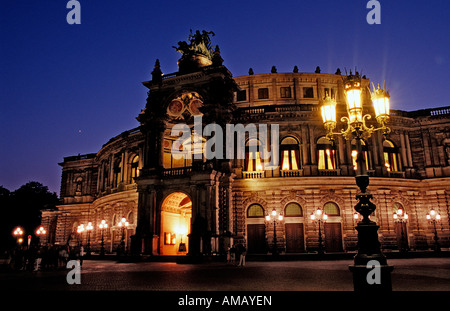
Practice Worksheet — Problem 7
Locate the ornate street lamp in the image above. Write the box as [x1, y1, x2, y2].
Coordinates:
[98, 220, 108, 256]
[310, 208, 328, 255]
[85, 221, 93, 256]
[13, 227, 24, 247]
[265, 208, 283, 256]
[393, 208, 409, 252]
[320, 72, 393, 291]
[36, 226, 47, 247]
[426, 208, 441, 252]
[118, 217, 129, 255]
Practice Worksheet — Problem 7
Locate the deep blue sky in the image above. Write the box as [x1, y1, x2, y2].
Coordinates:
[1, 0, 449, 194]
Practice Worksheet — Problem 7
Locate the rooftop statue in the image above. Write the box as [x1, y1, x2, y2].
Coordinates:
[173, 30, 216, 60]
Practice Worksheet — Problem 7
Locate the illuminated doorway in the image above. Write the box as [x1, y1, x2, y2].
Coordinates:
[160, 192, 192, 255]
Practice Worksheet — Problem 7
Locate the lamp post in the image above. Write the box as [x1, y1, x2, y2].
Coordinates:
[393, 208, 408, 252]
[36, 226, 47, 247]
[85, 222, 93, 256]
[13, 227, 24, 248]
[265, 208, 283, 256]
[98, 220, 108, 256]
[118, 217, 129, 256]
[320, 72, 393, 291]
[310, 208, 328, 255]
[426, 209, 441, 252]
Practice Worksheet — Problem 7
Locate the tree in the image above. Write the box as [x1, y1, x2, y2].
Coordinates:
[0, 182, 59, 251]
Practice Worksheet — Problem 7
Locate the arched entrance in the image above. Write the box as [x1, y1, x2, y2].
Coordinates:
[323, 202, 343, 252]
[284, 202, 305, 253]
[160, 192, 192, 255]
[246, 204, 266, 254]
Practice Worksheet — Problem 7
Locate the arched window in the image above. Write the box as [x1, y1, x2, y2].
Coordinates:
[131, 155, 140, 179]
[383, 140, 401, 172]
[351, 139, 370, 171]
[323, 202, 340, 216]
[280, 137, 300, 171]
[163, 134, 205, 169]
[284, 202, 303, 217]
[245, 139, 264, 172]
[317, 137, 337, 170]
[247, 204, 265, 218]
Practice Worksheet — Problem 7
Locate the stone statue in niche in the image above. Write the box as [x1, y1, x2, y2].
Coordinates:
[75, 177, 83, 196]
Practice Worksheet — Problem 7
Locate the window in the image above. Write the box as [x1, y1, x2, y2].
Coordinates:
[324, 87, 335, 99]
[247, 204, 265, 218]
[324, 202, 340, 216]
[131, 155, 139, 179]
[317, 137, 337, 170]
[383, 140, 401, 171]
[236, 90, 247, 101]
[163, 134, 204, 169]
[303, 87, 314, 98]
[285, 203, 303, 217]
[164, 232, 176, 245]
[280, 87, 292, 98]
[280, 137, 300, 170]
[258, 88, 269, 99]
[351, 139, 370, 171]
[245, 139, 264, 171]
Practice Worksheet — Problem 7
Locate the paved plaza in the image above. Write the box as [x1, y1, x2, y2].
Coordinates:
[1, 257, 449, 291]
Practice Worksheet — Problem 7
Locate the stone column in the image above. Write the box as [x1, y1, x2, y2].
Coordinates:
[400, 132, 408, 168]
[405, 133, 413, 168]
[301, 125, 310, 174]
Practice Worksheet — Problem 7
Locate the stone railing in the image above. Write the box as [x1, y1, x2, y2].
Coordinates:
[280, 169, 304, 177]
[318, 169, 340, 176]
[242, 171, 265, 179]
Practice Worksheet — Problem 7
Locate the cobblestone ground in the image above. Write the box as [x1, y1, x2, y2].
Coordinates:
[1, 258, 449, 291]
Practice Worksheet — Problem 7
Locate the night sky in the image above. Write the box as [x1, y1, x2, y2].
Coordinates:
[1, 0, 449, 195]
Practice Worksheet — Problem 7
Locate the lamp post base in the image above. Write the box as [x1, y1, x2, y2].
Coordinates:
[349, 264, 394, 292]
[350, 221, 394, 292]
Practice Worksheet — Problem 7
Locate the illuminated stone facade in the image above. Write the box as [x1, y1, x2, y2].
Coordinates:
[41, 46, 450, 256]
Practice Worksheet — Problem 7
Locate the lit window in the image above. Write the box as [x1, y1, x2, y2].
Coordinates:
[280, 137, 300, 171]
[131, 155, 140, 179]
[324, 202, 340, 216]
[285, 203, 303, 217]
[245, 139, 264, 171]
[383, 140, 401, 172]
[351, 139, 370, 171]
[247, 204, 265, 218]
[164, 232, 176, 245]
[317, 137, 336, 170]
[163, 135, 204, 169]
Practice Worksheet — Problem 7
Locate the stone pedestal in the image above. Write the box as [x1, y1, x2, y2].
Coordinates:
[349, 222, 394, 291]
